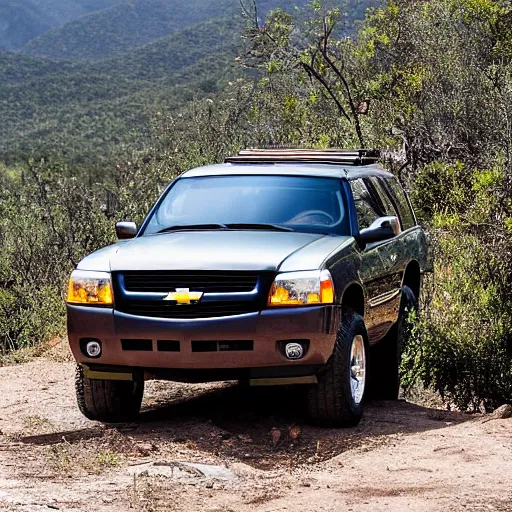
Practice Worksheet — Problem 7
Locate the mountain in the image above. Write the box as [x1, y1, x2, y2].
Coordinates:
[0, 2, 51, 51]
[0, 0, 122, 50]
[21, 0, 302, 61]
[0, 17, 243, 165]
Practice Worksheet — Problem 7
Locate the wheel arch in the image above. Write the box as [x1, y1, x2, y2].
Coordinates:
[340, 282, 365, 317]
[402, 260, 421, 299]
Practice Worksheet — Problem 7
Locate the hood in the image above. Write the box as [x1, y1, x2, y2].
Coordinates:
[77, 231, 352, 273]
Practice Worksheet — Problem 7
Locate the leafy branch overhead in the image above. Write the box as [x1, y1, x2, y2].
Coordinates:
[241, 0, 368, 148]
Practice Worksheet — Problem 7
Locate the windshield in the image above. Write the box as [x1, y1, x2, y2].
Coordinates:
[142, 175, 350, 236]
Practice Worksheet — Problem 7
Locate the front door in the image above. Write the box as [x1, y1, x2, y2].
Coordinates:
[350, 178, 402, 343]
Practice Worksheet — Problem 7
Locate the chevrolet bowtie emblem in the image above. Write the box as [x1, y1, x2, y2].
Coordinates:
[163, 288, 203, 305]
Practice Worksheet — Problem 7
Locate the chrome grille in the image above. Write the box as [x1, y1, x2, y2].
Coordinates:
[114, 271, 274, 319]
[122, 271, 259, 293]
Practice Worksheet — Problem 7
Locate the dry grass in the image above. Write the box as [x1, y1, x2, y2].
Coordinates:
[22, 415, 55, 434]
[35, 337, 73, 363]
[0, 337, 72, 367]
[46, 441, 121, 475]
[0, 346, 36, 366]
[403, 382, 447, 410]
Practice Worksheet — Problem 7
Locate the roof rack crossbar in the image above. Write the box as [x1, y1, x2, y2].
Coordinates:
[225, 148, 380, 166]
[239, 148, 371, 153]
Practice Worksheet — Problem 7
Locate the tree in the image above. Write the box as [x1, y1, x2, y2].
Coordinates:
[241, 0, 370, 148]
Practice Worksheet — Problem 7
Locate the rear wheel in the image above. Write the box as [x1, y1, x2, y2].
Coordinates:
[369, 285, 417, 400]
[307, 310, 369, 427]
[75, 365, 144, 423]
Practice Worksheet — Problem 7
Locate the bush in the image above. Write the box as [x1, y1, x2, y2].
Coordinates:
[402, 163, 512, 411]
[402, 241, 512, 411]
[0, 158, 113, 354]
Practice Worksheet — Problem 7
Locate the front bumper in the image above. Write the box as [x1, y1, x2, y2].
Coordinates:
[67, 305, 339, 374]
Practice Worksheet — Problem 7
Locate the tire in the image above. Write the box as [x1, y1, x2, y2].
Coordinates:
[307, 310, 369, 427]
[369, 285, 417, 400]
[75, 364, 144, 423]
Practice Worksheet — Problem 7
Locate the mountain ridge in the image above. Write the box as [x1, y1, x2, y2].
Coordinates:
[0, 16, 243, 164]
[21, 0, 303, 61]
[0, 0, 378, 165]
[0, 0, 123, 50]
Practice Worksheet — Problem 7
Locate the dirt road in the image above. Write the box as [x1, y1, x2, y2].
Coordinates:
[0, 355, 511, 511]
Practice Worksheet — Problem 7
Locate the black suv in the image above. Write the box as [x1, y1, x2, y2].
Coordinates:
[67, 149, 429, 427]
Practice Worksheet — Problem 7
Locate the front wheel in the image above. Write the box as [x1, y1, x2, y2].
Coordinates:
[75, 365, 144, 423]
[307, 310, 369, 427]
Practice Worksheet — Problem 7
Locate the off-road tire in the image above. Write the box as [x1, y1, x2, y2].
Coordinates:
[307, 310, 369, 427]
[369, 285, 417, 400]
[75, 364, 144, 423]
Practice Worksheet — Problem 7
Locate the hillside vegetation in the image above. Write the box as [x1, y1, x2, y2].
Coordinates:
[21, 0, 303, 60]
[1, 0, 378, 165]
[0, 17, 242, 165]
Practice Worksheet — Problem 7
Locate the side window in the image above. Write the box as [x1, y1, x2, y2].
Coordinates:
[368, 177, 398, 218]
[382, 178, 416, 230]
[350, 178, 384, 230]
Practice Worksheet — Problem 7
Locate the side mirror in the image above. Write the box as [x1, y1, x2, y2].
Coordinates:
[357, 216, 401, 248]
[116, 221, 137, 240]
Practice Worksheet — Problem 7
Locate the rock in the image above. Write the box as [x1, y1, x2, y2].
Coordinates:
[271, 428, 282, 448]
[288, 426, 301, 441]
[492, 404, 512, 419]
[136, 443, 158, 456]
[183, 462, 236, 481]
[130, 461, 236, 482]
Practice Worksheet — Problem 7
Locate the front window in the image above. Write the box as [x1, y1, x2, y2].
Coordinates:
[143, 175, 349, 236]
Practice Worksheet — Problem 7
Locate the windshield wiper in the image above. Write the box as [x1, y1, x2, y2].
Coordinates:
[158, 223, 228, 233]
[225, 223, 294, 232]
[158, 223, 295, 234]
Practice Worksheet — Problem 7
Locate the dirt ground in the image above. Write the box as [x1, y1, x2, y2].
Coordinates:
[0, 350, 511, 511]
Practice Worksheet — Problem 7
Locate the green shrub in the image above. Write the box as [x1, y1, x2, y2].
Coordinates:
[402, 247, 512, 411]
[402, 163, 512, 411]
[0, 158, 113, 354]
[410, 161, 475, 222]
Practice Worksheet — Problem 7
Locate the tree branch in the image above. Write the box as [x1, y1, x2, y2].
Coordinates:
[302, 62, 351, 122]
[319, 18, 365, 147]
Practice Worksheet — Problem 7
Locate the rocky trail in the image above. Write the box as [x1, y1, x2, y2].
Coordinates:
[0, 354, 511, 511]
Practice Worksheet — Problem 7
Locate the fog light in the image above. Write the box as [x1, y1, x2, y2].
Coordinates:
[86, 341, 102, 358]
[285, 342, 304, 360]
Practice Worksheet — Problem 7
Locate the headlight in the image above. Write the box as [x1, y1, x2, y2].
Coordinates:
[268, 270, 334, 306]
[67, 270, 113, 306]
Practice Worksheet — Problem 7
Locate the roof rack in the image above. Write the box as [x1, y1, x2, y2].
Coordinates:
[225, 148, 381, 166]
